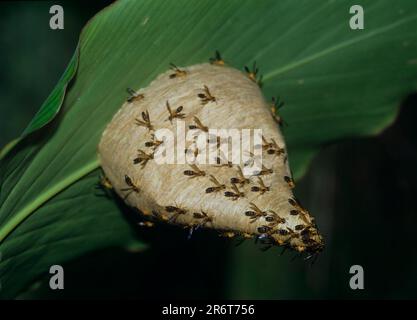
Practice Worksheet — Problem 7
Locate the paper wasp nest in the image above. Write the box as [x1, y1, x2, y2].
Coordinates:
[98, 61, 324, 255]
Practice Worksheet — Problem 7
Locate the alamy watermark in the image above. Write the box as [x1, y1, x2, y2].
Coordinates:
[144, 120, 265, 177]
[349, 265, 364, 290]
[349, 5, 364, 30]
[49, 5, 64, 30]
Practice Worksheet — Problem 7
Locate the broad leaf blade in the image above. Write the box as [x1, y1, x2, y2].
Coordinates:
[0, 0, 416, 298]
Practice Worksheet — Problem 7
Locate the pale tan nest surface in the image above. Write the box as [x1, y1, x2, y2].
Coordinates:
[98, 63, 323, 254]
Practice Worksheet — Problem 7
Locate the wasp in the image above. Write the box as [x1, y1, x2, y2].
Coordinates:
[165, 205, 187, 223]
[224, 183, 244, 201]
[135, 110, 153, 131]
[166, 101, 186, 123]
[209, 50, 225, 66]
[244, 202, 268, 223]
[257, 225, 272, 234]
[214, 151, 233, 168]
[254, 135, 275, 151]
[230, 165, 250, 186]
[244, 61, 262, 85]
[250, 177, 270, 195]
[95, 173, 113, 198]
[205, 174, 226, 193]
[183, 164, 206, 178]
[184, 145, 199, 161]
[264, 210, 286, 226]
[145, 133, 163, 150]
[198, 85, 216, 105]
[270, 96, 287, 127]
[253, 164, 273, 176]
[192, 210, 213, 229]
[169, 63, 187, 79]
[133, 149, 154, 168]
[255, 135, 285, 155]
[120, 175, 140, 199]
[295, 224, 306, 231]
[188, 116, 209, 132]
[207, 134, 228, 149]
[97, 174, 112, 190]
[288, 198, 311, 224]
[126, 87, 144, 103]
[267, 147, 285, 156]
[284, 175, 295, 189]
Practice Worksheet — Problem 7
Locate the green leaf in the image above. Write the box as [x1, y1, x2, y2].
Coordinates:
[1, 0, 416, 298]
[0, 49, 79, 160]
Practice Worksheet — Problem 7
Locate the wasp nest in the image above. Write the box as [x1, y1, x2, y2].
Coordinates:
[98, 59, 324, 255]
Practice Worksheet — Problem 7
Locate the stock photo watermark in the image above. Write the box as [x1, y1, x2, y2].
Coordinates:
[349, 265, 364, 290]
[49, 4, 64, 30]
[134, 120, 270, 178]
[349, 5, 364, 30]
[49, 265, 64, 290]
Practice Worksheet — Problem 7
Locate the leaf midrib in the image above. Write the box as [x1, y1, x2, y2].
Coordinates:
[0, 159, 99, 243]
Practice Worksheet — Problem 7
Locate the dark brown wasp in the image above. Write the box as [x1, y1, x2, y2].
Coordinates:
[253, 164, 273, 176]
[214, 151, 233, 168]
[205, 174, 226, 193]
[193, 210, 212, 224]
[230, 166, 250, 186]
[209, 50, 225, 66]
[284, 175, 295, 189]
[288, 198, 311, 224]
[126, 87, 144, 103]
[192, 210, 213, 229]
[255, 135, 284, 155]
[267, 147, 285, 156]
[145, 133, 163, 150]
[198, 85, 216, 105]
[184, 145, 199, 161]
[224, 183, 244, 201]
[244, 61, 262, 85]
[257, 225, 272, 234]
[242, 151, 258, 168]
[250, 177, 270, 195]
[183, 164, 206, 178]
[166, 101, 186, 123]
[135, 110, 153, 131]
[207, 134, 228, 149]
[244, 202, 268, 223]
[264, 210, 286, 226]
[169, 63, 187, 79]
[98, 174, 112, 190]
[295, 224, 306, 231]
[254, 135, 275, 151]
[120, 175, 140, 199]
[95, 173, 114, 198]
[133, 149, 154, 168]
[188, 116, 209, 132]
[187, 210, 213, 240]
[270, 96, 287, 127]
[165, 205, 187, 223]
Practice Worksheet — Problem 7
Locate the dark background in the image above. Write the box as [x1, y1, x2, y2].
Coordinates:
[1, 1, 416, 299]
